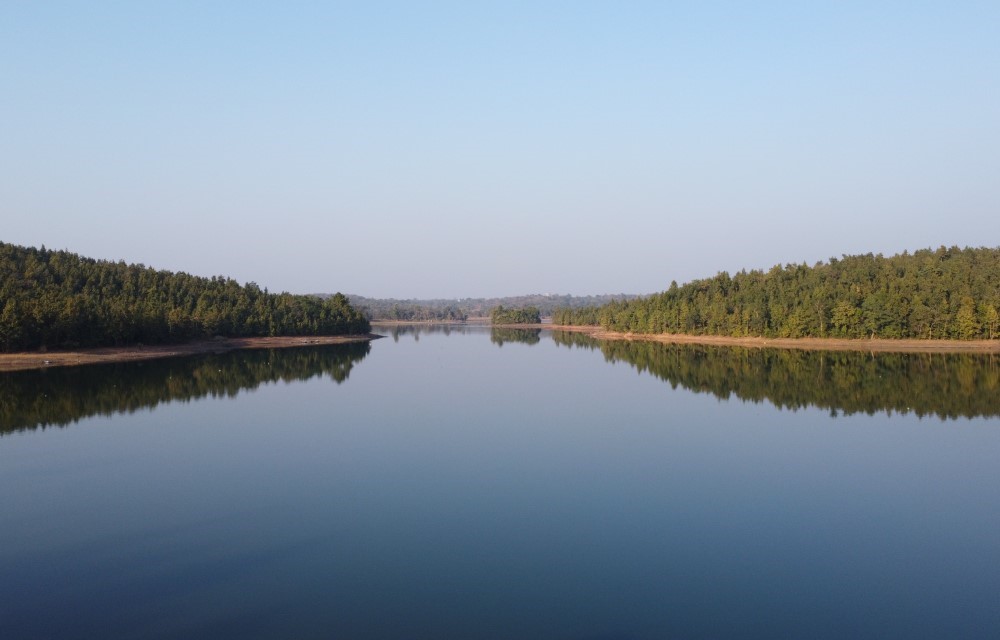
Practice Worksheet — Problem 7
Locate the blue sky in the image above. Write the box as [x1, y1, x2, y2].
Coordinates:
[3, 1, 998, 298]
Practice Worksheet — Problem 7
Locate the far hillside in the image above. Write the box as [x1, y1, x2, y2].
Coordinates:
[329, 293, 642, 322]
[0, 242, 369, 352]
[555, 246, 1000, 341]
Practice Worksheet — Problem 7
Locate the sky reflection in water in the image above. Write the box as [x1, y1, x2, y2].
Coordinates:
[2, 328, 999, 639]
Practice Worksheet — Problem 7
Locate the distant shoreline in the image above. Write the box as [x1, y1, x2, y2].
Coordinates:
[5, 326, 997, 373]
[544, 325, 1000, 354]
[370, 319, 486, 326]
[0, 335, 381, 373]
[379, 320, 1000, 353]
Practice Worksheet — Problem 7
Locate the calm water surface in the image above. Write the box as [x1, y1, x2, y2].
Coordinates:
[2, 326, 1000, 639]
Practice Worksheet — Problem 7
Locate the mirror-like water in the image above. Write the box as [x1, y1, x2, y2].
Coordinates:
[2, 327, 999, 639]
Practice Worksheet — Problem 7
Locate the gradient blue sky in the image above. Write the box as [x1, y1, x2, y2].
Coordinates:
[3, 1, 998, 298]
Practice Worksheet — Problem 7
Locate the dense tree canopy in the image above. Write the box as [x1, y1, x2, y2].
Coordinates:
[0, 242, 369, 352]
[490, 305, 541, 325]
[554, 247, 1000, 340]
[353, 300, 468, 322]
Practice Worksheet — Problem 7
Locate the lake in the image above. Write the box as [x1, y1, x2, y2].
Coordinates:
[2, 325, 1000, 639]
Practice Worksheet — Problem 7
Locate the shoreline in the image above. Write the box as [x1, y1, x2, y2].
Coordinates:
[376, 320, 1000, 353]
[370, 319, 486, 326]
[7, 325, 997, 372]
[0, 334, 381, 373]
[544, 325, 1000, 354]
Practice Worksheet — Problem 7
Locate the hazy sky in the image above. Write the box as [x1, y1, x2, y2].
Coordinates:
[3, 2, 998, 298]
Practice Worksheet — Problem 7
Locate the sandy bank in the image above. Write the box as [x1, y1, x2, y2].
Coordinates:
[0, 335, 381, 373]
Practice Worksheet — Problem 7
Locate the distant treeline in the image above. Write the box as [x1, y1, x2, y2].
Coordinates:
[554, 247, 1000, 340]
[344, 293, 639, 321]
[0, 242, 369, 352]
[550, 331, 1000, 420]
[0, 343, 370, 434]
[490, 305, 541, 325]
[352, 299, 468, 322]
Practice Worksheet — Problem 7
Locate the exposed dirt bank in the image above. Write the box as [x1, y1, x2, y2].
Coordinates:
[0, 335, 381, 373]
[544, 325, 1000, 354]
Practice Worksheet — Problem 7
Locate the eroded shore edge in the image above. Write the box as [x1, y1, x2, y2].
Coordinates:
[0, 334, 382, 373]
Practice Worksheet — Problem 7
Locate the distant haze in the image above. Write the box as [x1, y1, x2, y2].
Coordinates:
[3, 3, 998, 298]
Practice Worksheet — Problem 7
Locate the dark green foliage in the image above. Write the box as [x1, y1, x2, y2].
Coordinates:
[552, 305, 602, 326]
[550, 331, 1000, 420]
[490, 305, 541, 325]
[0, 343, 370, 434]
[0, 242, 369, 352]
[554, 247, 1000, 340]
[490, 328, 541, 346]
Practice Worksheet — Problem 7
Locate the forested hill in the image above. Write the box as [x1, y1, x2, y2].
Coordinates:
[338, 293, 641, 322]
[554, 247, 1000, 340]
[0, 242, 369, 352]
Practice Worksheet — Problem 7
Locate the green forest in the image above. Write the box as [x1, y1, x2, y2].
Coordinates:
[490, 305, 541, 325]
[0, 242, 369, 352]
[351, 299, 468, 322]
[554, 246, 1000, 340]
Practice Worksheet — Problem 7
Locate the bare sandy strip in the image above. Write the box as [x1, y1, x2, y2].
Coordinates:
[0, 335, 381, 373]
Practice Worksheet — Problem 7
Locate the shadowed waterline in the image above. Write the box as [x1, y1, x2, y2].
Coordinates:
[0, 342, 370, 435]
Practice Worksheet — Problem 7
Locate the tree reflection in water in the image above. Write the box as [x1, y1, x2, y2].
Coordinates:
[0, 342, 370, 434]
[551, 331, 1000, 420]
[380, 324, 474, 342]
[490, 328, 542, 347]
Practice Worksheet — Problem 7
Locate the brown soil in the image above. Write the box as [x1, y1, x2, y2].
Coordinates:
[0, 335, 381, 373]
[545, 325, 1000, 354]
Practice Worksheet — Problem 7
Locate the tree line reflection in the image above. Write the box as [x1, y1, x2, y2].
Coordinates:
[377, 324, 544, 346]
[490, 328, 542, 347]
[7, 329, 995, 434]
[550, 331, 1000, 420]
[378, 324, 477, 342]
[0, 343, 370, 435]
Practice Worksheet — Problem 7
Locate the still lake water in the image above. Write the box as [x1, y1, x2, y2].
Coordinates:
[2, 325, 1000, 639]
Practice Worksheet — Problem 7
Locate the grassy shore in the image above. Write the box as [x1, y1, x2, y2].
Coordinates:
[0, 335, 381, 373]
